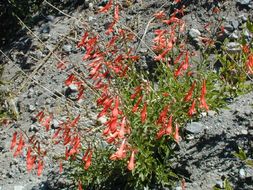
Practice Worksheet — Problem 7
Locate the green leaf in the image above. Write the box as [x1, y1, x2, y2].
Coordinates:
[224, 179, 233, 190]
[246, 20, 253, 33]
[233, 148, 247, 161]
[246, 160, 253, 167]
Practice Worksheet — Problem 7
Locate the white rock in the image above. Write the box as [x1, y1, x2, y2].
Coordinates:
[14, 186, 24, 190]
[97, 116, 107, 124]
[189, 28, 201, 39]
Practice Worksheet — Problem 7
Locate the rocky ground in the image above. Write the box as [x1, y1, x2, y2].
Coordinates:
[0, 0, 253, 189]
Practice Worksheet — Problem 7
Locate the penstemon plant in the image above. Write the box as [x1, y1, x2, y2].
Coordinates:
[9, 0, 253, 189]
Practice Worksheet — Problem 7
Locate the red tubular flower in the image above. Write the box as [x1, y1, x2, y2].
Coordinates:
[180, 21, 186, 33]
[89, 63, 102, 77]
[127, 151, 135, 171]
[10, 131, 17, 150]
[69, 115, 80, 128]
[110, 139, 126, 160]
[107, 36, 118, 48]
[98, 98, 113, 118]
[52, 128, 61, 139]
[26, 148, 36, 173]
[184, 81, 196, 102]
[77, 31, 88, 48]
[174, 123, 180, 143]
[118, 117, 126, 139]
[174, 52, 184, 65]
[84, 151, 93, 170]
[112, 96, 120, 117]
[77, 85, 85, 100]
[105, 21, 116, 35]
[78, 180, 83, 190]
[199, 94, 209, 111]
[162, 17, 180, 25]
[132, 95, 143, 113]
[153, 11, 166, 19]
[14, 134, 25, 157]
[82, 148, 91, 162]
[37, 159, 44, 176]
[141, 103, 147, 123]
[181, 178, 186, 190]
[174, 0, 181, 3]
[199, 80, 209, 111]
[65, 74, 76, 86]
[98, 0, 113, 13]
[174, 62, 184, 78]
[242, 45, 250, 54]
[246, 53, 253, 74]
[106, 116, 118, 133]
[171, 6, 185, 17]
[157, 115, 173, 139]
[106, 131, 119, 143]
[114, 4, 119, 22]
[165, 115, 173, 135]
[59, 160, 63, 174]
[65, 147, 69, 160]
[68, 136, 80, 156]
[64, 134, 71, 146]
[154, 42, 173, 61]
[157, 105, 169, 125]
[26, 147, 32, 171]
[156, 129, 166, 139]
[36, 111, 44, 122]
[188, 99, 197, 117]
[42, 114, 53, 131]
[182, 51, 189, 70]
[201, 79, 207, 95]
[130, 86, 142, 99]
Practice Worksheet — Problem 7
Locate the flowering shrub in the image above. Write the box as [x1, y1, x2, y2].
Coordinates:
[9, 1, 253, 189]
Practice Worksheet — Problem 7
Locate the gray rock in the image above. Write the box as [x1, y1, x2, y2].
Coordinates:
[14, 186, 24, 190]
[215, 180, 223, 188]
[45, 98, 52, 105]
[239, 14, 248, 22]
[52, 119, 60, 129]
[239, 168, 246, 179]
[245, 167, 253, 178]
[189, 28, 201, 39]
[186, 134, 195, 140]
[68, 84, 78, 92]
[200, 112, 207, 117]
[208, 110, 217, 117]
[31, 51, 43, 60]
[46, 15, 55, 22]
[241, 129, 248, 135]
[88, 16, 94, 21]
[231, 20, 239, 29]
[229, 32, 239, 40]
[224, 23, 234, 32]
[226, 42, 241, 53]
[89, 2, 93, 9]
[236, 0, 250, 5]
[41, 24, 50, 34]
[28, 105, 36, 112]
[29, 124, 39, 132]
[40, 33, 50, 41]
[243, 30, 252, 38]
[186, 122, 204, 134]
[63, 44, 72, 52]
